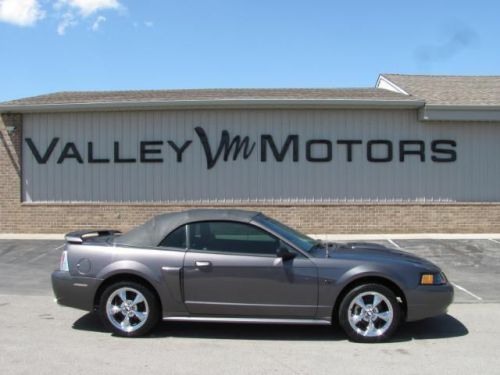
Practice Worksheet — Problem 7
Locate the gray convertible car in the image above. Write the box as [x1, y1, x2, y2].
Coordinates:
[52, 209, 453, 342]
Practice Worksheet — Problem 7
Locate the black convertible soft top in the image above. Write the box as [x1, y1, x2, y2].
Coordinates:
[113, 209, 261, 248]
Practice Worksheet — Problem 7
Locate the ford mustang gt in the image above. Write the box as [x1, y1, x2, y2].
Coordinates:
[51, 209, 453, 342]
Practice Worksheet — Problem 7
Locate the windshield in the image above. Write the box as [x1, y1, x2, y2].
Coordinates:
[256, 215, 319, 252]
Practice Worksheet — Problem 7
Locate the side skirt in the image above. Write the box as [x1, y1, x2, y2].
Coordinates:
[162, 316, 332, 325]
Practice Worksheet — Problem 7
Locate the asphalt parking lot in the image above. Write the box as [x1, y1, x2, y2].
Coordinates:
[1, 238, 500, 374]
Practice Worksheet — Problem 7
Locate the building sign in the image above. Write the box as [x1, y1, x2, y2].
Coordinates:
[25, 126, 457, 170]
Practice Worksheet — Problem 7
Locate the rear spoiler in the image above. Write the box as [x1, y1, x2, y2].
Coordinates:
[65, 230, 122, 244]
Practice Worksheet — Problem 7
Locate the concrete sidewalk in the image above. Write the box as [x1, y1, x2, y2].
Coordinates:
[312, 233, 500, 240]
[2, 233, 500, 240]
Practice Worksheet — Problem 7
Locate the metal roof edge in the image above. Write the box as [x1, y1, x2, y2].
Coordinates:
[0, 98, 425, 113]
[419, 105, 500, 122]
[424, 104, 500, 111]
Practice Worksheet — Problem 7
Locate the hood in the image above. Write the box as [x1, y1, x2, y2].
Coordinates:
[310, 242, 439, 270]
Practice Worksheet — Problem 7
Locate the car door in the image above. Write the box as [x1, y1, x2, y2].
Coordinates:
[182, 221, 318, 318]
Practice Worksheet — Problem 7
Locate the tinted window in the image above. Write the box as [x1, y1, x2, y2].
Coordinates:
[255, 215, 317, 252]
[188, 221, 279, 256]
[158, 225, 187, 248]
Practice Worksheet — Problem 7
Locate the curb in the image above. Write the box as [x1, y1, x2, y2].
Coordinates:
[1, 233, 500, 241]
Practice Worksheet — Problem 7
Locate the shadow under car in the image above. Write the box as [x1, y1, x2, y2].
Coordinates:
[72, 313, 468, 342]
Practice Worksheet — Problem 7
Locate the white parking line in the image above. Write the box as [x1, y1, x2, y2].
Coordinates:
[28, 244, 64, 263]
[488, 239, 500, 244]
[387, 239, 402, 249]
[28, 252, 48, 263]
[451, 282, 483, 301]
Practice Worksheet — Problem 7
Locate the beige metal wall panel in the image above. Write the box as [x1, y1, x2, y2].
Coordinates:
[22, 109, 500, 203]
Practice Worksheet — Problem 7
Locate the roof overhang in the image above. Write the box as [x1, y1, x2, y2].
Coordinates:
[419, 105, 500, 122]
[378, 74, 500, 122]
[0, 98, 425, 113]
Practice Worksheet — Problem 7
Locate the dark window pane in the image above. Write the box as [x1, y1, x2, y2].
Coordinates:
[255, 214, 316, 252]
[159, 225, 186, 248]
[188, 221, 279, 255]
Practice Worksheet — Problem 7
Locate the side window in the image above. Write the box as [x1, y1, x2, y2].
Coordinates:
[188, 221, 280, 256]
[279, 240, 303, 258]
[158, 225, 187, 249]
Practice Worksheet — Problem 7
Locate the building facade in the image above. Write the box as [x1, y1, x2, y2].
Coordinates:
[1, 74, 500, 233]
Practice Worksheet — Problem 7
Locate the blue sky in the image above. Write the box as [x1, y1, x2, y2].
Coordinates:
[0, 0, 498, 101]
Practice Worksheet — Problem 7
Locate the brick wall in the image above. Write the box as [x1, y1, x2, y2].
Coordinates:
[0, 113, 22, 232]
[1, 114, 500, 234]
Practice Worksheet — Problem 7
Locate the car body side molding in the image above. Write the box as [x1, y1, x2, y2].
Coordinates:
[162, 316, 332, 325]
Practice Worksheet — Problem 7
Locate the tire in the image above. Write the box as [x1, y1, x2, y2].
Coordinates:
[98, 281, 160, 337]
[338, 283, 401, 343]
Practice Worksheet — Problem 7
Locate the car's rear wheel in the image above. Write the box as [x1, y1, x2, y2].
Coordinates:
[99, 281, 160, 337]
[338, 283, 401, 343]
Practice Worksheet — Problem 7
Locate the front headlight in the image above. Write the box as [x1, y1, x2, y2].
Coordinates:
[420, 272, 447, 285]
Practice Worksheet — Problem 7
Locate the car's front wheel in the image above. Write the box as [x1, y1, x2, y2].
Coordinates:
[99, 281, 160, 337]
[338, 283, 401, 343]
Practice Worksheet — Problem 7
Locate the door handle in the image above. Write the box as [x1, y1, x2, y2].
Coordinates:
[195, 261, 212, 268]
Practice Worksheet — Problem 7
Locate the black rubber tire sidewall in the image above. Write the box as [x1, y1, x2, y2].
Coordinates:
[99, 281, 160, 337]
[338, 283, 401, 343]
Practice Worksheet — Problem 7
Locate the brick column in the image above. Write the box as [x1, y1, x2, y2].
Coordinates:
[0, 113, 23, 231]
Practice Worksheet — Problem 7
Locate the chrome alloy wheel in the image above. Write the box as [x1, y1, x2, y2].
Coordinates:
[347, 291, 394, 337]
[106, 287, 150, 333]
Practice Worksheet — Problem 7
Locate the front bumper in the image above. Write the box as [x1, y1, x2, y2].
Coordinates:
[405, 283, 454, 322]
[51, 270, 100, 311]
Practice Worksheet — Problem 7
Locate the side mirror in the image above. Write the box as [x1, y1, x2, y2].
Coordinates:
[276, 246, 296, 261]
